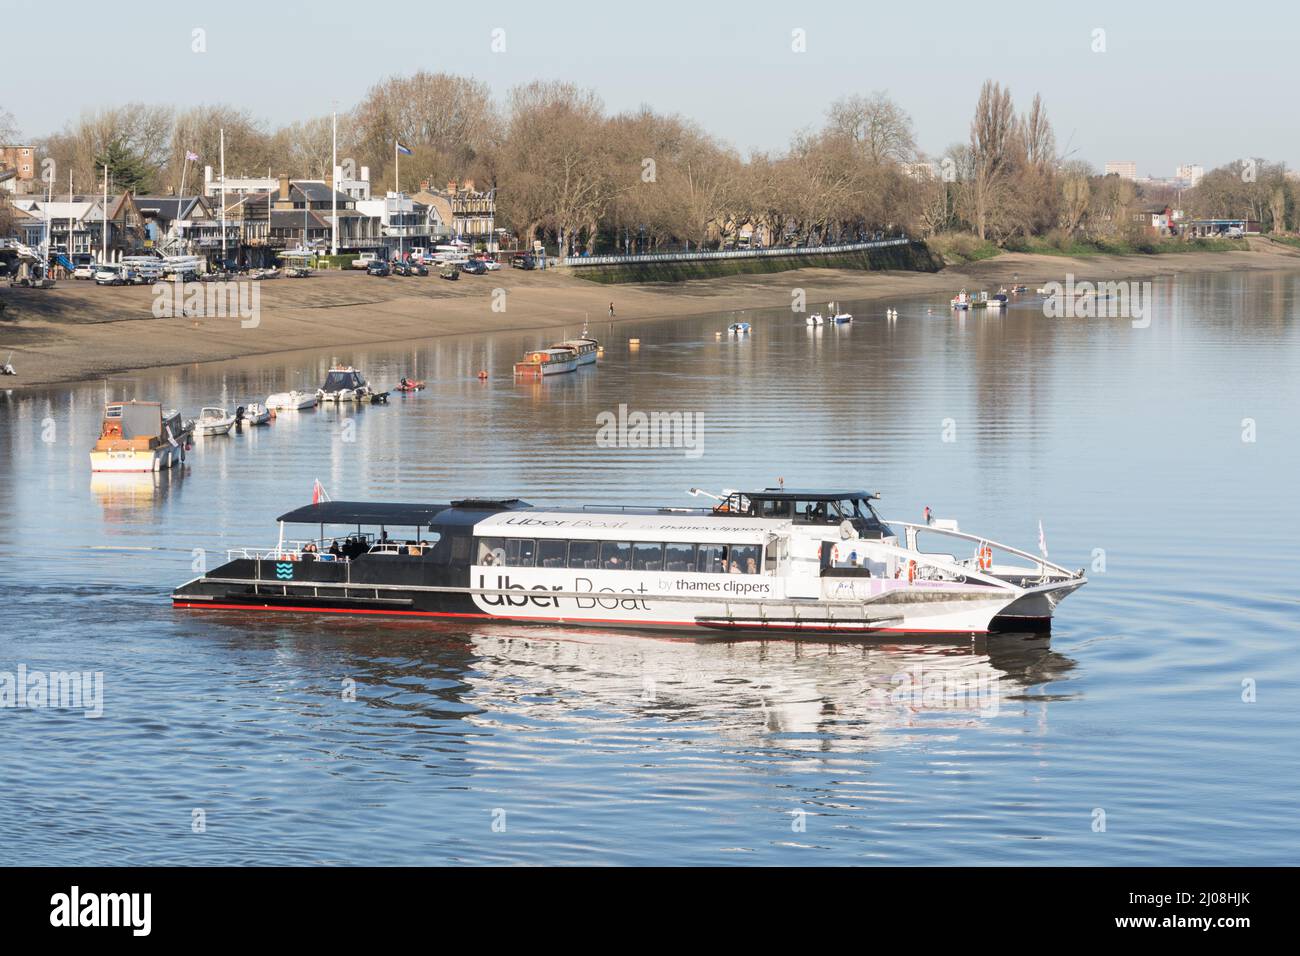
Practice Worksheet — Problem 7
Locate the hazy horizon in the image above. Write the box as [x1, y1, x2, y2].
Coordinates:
[4, 0, 1291, 176]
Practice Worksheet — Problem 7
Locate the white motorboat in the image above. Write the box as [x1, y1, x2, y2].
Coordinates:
[174, 487, 1086, 636]
[951, 290, 971, 310]
[316, 365, 374, 403]
[728, 322, 752, 335]
[238, 403, 271, 426]
[196, 406, 236, 437]
[266, 390, 317, 411]
[553, 336, 599, 365]
[805, 313, 824, 326]
[829, 302, 853, 324]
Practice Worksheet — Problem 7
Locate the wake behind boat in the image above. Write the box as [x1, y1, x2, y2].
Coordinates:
[173, 487, 1086, 636]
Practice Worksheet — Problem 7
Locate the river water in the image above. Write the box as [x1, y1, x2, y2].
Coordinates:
[1, 269, 1298, 864]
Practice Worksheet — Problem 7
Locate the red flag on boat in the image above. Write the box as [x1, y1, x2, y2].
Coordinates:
[312, 479, 324, 504]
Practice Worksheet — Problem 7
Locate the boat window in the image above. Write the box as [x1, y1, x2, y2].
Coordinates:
[600, 541, 632, 570]
[537, 539, 568, 568]
[568, 540, 598, 569]
[795, 500, 831, 523]
[632, 542, 664, 571]
[759, 499, 792, 519]
[697, 544, 728, 574]
[664, 542, 696, 572]
[729, 544, 761, 574]
[450, 535, 471, 562]
[505, 538, 536, 567]
[477, 536, 507, 566]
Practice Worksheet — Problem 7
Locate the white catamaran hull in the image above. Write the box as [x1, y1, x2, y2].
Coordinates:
[466, 566, 1017, 634]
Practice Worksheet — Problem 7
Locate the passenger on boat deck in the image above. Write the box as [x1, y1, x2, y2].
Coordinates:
[729, 561, 741, 573]
[329, 540, 341, 557]
[302, 541, 318, 561]
[746, 558, 758, 574]
[482, 551, 496, 566]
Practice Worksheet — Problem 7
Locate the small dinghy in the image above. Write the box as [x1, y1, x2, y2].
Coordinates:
[805, 313, 824, 326]
[238, 403, 271, 426]
[1, 352, 15, 376]
[395, 378, 426, 392]
[728, 322, 751, 335]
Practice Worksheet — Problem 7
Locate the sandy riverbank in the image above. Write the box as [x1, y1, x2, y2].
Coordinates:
[4, 242, 1299, 390]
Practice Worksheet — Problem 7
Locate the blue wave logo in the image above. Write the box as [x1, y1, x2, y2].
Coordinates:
[275, 562, 294, 580]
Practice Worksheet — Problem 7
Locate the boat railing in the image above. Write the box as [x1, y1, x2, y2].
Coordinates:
[885, 520, 1078, 578]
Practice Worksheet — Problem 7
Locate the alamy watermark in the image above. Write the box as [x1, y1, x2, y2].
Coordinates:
[1, 664, 104, 718]
[595, 404, 705, 459]
[151, 278, 261, 328]
[1041, 274, 1153, 328]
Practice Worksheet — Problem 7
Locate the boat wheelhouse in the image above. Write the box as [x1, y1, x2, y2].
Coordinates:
[173, 488, 1087, 636]
[90, 400, 191, 472]
[514, 347, 579, 378]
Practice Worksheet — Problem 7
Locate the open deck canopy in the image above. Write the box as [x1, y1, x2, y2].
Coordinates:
[276, 499, 531, 529]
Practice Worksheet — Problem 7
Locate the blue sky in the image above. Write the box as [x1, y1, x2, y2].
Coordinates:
[4, 0, 1291, 175]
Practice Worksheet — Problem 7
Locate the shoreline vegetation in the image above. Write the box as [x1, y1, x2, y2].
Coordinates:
[5, 242, 1300, 391]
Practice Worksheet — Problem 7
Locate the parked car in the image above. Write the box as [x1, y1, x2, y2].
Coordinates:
[409, 261, 429, 276]
[512, 255, 537, 270]
[438, 266, 460, 280]
[73, 262, 97, 280]
[391, 261, 412, 277]
[94, 266, 125, 286]
[460, 259, 488, 275]
[352, 252, 379, 270]
[482, 258, 501, 271]
[366, 259, 391, 277]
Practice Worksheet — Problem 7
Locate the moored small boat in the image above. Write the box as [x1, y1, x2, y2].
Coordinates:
[266, 390, 317, 411]
[553, 336, 599, 365]
[89, 400, 191, 472]
[239, 403, 271, 426]
[951, 290, 971, 310]
[396, 378, 426, 392]
[728, 322, 751, 335]
[514, 346, 580, 378]
[317, 365, 374, 403]
[196, 406, 236, 437]
[806, 313, 824, 326]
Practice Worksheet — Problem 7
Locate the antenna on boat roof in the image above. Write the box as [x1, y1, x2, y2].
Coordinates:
[688, 487, 725, 502]
[777, 476, 784, 489]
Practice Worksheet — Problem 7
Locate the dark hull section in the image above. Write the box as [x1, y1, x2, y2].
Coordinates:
[173, 556, 482, 618]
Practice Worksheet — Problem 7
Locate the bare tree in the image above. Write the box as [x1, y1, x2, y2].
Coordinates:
[826, 92, 916, 165]
[969, 80, 1017, 240]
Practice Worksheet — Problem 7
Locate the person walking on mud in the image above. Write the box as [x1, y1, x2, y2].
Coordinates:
[608, 302, 615, 318]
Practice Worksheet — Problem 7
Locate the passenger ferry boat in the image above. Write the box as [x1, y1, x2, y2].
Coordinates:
[514, 346, 579, 378]
[173, 488, 1087, 636]
[90, 400, 192, 472]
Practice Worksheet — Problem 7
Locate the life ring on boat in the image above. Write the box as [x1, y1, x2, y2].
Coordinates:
[977, 544, 992, 571]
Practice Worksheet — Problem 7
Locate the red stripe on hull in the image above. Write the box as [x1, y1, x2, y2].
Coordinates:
[171, 600, 985, 635]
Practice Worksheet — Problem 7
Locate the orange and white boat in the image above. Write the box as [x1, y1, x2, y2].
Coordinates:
[89, 400, 192, 473]
[514, 346, 580, 378]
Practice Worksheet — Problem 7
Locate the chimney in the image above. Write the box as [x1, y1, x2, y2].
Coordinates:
[204, 165, 212, 186]
[279, 174, 290, 207]
[360, 165, 369, 182]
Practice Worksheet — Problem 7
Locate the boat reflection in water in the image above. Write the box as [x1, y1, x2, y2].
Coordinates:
[90, 468, 185, 521]
[193, 616, 1076, 749]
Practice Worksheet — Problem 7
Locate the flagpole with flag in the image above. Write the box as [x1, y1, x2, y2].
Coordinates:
[1038, 520, 1048, 560]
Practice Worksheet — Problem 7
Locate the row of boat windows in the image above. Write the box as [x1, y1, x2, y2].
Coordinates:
[477, 537, 763, 574]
